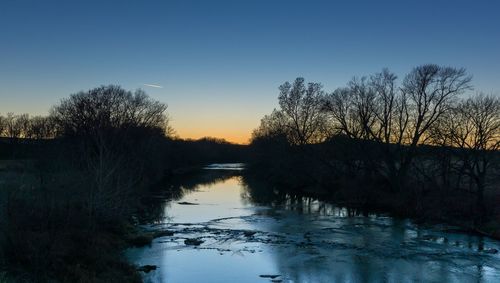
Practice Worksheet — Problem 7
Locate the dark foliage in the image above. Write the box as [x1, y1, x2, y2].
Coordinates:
[0, 86, 248, 282]
[249, 65, 500, 237]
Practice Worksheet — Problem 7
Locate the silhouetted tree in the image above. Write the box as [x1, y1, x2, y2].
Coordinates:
[323, 69, 399, 142]
[4, 113, 22, 139]
[253, 64, 479, 197]
[324, 77, 379, 140]
[370, 69, 399, 143]
[28, 116, 55, 139]
[0, 114, 5, 137]
[49, 85, 172, 227]
[252, 110, 288, 141]
[388, 65, 472, 186]
[431, 93, 500, 223]
[16, 114, 30, 138]
[51, 85, 169, 138]
[253, 78, 329, 145]
[323, 69, 399, 181]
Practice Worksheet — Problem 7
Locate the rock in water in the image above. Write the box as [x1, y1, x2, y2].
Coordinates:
[243, 231, 256, 237]
[154, 230, 174, 238]
[484, 248, 498, 254]
[137, 265, 157, 273]
[178, 201, 199, 205]
[259, 274, 281, 279]
[184, 238, 204, 246]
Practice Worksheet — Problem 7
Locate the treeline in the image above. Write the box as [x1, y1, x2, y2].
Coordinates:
[0, 85, 246, 282]
[250, 64, 500, 234]
[0, 113, 55, 140]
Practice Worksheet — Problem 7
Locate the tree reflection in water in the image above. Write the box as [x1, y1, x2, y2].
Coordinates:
[130, 167, 500, 283]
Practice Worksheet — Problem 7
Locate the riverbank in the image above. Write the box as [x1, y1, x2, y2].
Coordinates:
[0, 163, 231, 282]
[0, 167, 140, 282]
[244, 164, 500, 241]
[0, 132, 249, 282]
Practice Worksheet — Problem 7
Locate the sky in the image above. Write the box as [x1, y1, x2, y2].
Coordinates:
[1, 0, 499, 144]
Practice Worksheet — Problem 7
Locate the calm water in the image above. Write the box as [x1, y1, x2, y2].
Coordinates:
[126, 164, 500, 283]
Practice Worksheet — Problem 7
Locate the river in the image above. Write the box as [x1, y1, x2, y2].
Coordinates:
[126, 164, 500, 283]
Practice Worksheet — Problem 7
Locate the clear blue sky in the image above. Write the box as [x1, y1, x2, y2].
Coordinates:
[1, 0, 499, 143]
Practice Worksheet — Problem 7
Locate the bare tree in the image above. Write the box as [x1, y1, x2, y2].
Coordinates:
[0, 114, 57, 139]
[323, 80, 377, 140]
[389, 65, 472, 185]
[0, 114, 5, 137]
[370, 69, 398, 143]
[432, 93, 500, 222]
[49, 85, 172, 227]
[323, 70, 398, 142]
[16, 114, 31, 138]
[348, 77, 378, 140]
[322, 87, 358, 138]
[402, 65, 472, 147]
[252, 109, 288, 141]
[4, 113, 22, 139]
[51, 85, 169, 138]
[261, 78, 330, 145]
[322, 65, 471, 189]
[28, 116, 55, 139]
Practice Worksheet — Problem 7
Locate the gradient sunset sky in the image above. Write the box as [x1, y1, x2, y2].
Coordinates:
[1, 0, 499, 144]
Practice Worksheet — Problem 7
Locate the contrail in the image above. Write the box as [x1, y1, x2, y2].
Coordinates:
[143, 84, 163, 88]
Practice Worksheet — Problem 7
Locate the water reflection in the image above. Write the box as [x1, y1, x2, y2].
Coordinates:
[138, 170, 239, 223]
[203, 163, 246, 170]
[128, 166, 500, 283]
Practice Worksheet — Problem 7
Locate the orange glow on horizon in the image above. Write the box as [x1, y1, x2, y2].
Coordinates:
[167, 101, 264, 145]
[174, 128, 252, 145]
